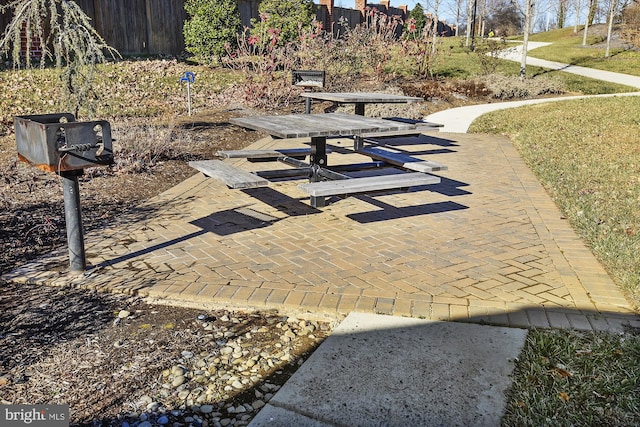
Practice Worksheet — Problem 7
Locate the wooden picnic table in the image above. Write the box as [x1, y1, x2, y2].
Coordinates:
[226, 112, 442, 207]
[300, 92, 423, 115]
[229, 112, 416, 170]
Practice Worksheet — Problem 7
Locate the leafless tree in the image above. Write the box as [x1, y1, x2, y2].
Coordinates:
[583, 0, 594, 44]
[521, 0, 534, 78]
[466, 0, 474, 46]
[605, 0, 620, 56]
[558, 0, 569, 27]
[0, 0, 119, 116]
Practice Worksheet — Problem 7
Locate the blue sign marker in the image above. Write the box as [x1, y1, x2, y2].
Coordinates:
[180, 71, 195, 84]
[180, 71, 195, 116]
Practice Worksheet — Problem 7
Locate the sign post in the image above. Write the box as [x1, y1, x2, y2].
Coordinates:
[180, 71, 196, 116]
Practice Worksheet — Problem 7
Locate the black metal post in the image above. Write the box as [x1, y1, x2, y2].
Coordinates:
[61, 170, 86, 272]
[309, 136, 328, 208]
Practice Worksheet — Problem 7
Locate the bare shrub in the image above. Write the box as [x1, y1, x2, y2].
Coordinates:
[482, 74, 565, 100]
[223, 11, 404, 106]
[453, 79, 492, 97]
[466, 38, 509, 75]
[110, 123, 199, 174]
[401, 78, 491, 101]
[401, 79, 455, 100]
[400, 26, 439, 79]
[222, 26, 300, 109]
[338, 8, 403, 83]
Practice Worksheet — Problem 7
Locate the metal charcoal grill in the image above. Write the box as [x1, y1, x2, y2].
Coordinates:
[14, 113, 115, 272]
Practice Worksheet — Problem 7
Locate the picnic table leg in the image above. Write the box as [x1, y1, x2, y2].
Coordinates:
[309, 136, 328, 207]
[354, 135, 364, 150]
[354, 103, 365, 116]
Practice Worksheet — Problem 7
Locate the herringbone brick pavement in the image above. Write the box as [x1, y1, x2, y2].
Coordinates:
[5, 132, 639, 332]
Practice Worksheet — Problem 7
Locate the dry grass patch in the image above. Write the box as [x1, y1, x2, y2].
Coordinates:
[503, 328, 640, 426]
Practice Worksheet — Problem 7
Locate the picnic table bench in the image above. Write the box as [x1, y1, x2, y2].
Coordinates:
[192, 112, 446, 208]
[298, 173, 440, 197]
[355, 146, 448, 173]
[189, 160, 268, 189]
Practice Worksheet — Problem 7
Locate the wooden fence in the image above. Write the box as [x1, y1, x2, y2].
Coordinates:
[1, 0, 260, 56]
[317, 6, 363, 36]
[1, 0, 421, 56]
[74, 0, 188, 55]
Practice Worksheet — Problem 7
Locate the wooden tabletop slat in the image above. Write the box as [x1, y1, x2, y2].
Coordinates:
[230, 113, 416, 139]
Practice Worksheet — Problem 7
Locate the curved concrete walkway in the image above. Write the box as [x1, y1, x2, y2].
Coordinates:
[426, 41, 640, 133]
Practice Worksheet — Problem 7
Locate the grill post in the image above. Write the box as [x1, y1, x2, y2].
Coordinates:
[61, 170, 86, 272]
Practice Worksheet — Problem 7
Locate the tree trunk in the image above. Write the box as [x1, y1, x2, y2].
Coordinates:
[432, 0, 440, 56]
[558, 0, 566, 28]
[466, 0, 474, 46]
[583, 0, 592, 45]
[521, 0, 534, 78]
[455, 0, 462, 36]
[588, 0, 598, 24]
[605, 0, 618, 57]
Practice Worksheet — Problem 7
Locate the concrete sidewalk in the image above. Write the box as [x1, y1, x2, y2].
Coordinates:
[425, 41, 640, 133]
[249, 312, 528, 427]
[496, 41, 640, 89]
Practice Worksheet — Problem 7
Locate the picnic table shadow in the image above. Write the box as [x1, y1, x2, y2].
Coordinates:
[194, 182, 469, 235]
[95, 182, 468, 270]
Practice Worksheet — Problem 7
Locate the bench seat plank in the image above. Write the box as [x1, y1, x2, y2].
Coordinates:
[358, 125, 442, 139]
[298, 173, 440, 197]
[356, 146, 448, 173]
[189, 160, 269, 189]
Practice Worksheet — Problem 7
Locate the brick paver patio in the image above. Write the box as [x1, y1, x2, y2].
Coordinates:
[5, 131, 639, 331]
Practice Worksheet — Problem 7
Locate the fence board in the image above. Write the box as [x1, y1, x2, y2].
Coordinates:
[146, 0, 187, 55]
[94, 0, 147, 54]
[1, 0, 390, 56]
[238, 0, 259, 29]
[0, 1, 12, 35]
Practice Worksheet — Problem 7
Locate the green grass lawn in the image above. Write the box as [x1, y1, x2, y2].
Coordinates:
[502, 328, 640, 426]
[524, 26, 640, 76]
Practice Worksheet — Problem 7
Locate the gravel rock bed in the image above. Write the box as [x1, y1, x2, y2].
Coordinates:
[0, 281, 333, 426]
